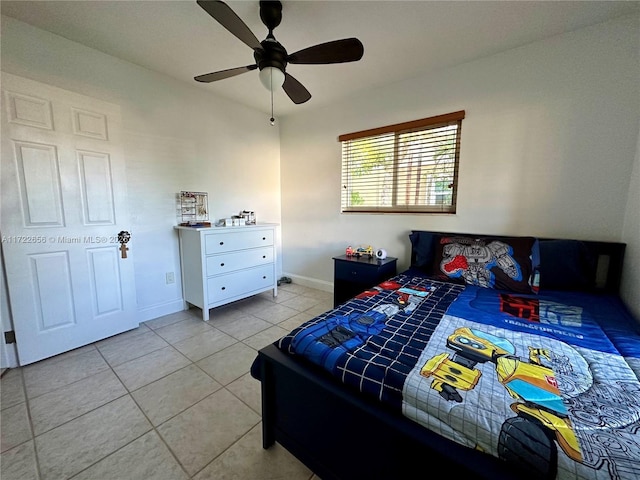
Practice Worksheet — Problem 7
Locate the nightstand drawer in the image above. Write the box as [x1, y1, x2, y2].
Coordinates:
[335, 261, 380, 284]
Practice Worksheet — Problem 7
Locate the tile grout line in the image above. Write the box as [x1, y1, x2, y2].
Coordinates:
[92, 323, 268, 479]
[19, 367, 44, 480]
[70, 337, 193, 479]
[188, 415, 263, 479]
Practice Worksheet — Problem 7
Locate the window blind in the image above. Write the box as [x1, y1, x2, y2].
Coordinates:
[339, 110, 465, 214]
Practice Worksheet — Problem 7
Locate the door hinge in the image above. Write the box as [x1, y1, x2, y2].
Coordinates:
[4, 331, 16, 344]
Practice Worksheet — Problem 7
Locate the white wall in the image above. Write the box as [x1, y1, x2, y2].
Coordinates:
[1, 16, 282, 324]
[621, 127, 640, 318]
[1, 12, 638, 334]
[279, 14, 640, 316]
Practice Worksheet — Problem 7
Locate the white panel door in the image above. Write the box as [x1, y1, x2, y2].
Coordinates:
[1, 72, 138, 365]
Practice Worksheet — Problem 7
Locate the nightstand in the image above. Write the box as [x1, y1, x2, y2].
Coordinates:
[333, 254, 398, 307]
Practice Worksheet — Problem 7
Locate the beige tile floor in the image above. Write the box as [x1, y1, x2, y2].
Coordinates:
[1, 282, 331, 480]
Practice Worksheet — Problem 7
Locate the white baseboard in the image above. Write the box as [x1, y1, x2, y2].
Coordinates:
[137, 299, 186, 323]
[1, 342, 19, 369]
[139, 278, 333, 323]
[281, 273, 333, 293]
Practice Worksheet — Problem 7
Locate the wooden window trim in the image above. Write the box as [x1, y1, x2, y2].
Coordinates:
[338, 110, 466, 142]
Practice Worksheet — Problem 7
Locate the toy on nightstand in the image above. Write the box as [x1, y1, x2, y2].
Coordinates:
[346, 245, 374, 258]
[357, 246, 374, 258]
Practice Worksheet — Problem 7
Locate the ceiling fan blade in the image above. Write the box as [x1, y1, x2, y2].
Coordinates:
[194, 64, 257, 83]
[282, 73, 311, 104]
[287, 38, 364, 65]
[197, 0, 262, 50]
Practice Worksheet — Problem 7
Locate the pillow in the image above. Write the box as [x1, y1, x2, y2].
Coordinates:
[538, 240, 597, 291]
[409, 231, 439, 272]
[431, 234, 539, 293]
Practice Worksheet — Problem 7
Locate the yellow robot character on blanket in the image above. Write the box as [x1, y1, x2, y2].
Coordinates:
[421, 327, 581, 480]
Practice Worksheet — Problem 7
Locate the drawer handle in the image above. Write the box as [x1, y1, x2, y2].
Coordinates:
[262, 255, 266, 259]
[219, 241, 224, 245]
[221, 286, 226, 290]
[262, 276, 266, 279]
[220, 263, 225, 267]
[262, 237, 266, 240]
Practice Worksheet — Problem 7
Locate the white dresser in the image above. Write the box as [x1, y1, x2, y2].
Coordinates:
[175, 224, 278, 320]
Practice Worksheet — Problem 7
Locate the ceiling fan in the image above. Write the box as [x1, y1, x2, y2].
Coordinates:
[194, 0, 364, 105]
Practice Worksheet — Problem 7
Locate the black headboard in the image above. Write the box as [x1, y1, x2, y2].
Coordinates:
[576, 240, 626, 293]
[409, 230, 626, 294]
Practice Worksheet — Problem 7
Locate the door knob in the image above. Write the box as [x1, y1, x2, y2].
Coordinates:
[118, 231, 131, 259]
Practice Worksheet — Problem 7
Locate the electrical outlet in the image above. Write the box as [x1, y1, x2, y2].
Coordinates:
[166, 272, 175, 284]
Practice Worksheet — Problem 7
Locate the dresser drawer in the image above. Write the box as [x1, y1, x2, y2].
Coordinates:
[207, 265, 275, 303]
[204, 229, 274, 255]
[206, 247, 274, 275]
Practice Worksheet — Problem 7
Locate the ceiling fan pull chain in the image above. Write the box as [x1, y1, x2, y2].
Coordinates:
[270, 68, 276, 126]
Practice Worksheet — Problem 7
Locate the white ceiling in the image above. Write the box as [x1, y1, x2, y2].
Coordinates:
[2, 1, 639, 117]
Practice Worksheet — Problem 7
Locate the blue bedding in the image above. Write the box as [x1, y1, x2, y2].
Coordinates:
[277, 271, 640, 480]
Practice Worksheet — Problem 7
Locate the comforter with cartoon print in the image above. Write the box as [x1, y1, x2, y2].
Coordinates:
[277, 272, 640, 480]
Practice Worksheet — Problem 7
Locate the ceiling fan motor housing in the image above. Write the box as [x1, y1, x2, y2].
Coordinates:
[254, 38, 287, 73]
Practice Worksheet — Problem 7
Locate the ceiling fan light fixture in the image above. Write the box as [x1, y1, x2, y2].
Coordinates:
[259, 66, 285, 92]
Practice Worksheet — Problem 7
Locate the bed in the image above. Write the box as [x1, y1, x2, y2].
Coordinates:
[250, 231, 640, 480]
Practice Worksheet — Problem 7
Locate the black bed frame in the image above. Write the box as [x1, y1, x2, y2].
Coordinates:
[253, 233, 627, 480]
[256, 343, 534, 480]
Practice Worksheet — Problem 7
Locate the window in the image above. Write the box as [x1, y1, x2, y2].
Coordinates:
[339, 110, 465, 214]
